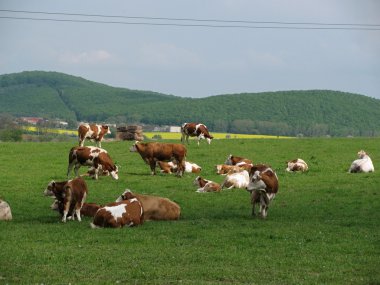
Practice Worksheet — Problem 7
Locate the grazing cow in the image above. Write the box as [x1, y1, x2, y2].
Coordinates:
[286, 158, 309, 172]
[43, 177, 88, 222]
[78, 123, 111, 148]
[67, 146, 118, 180]
[158, 161, 202, 174]
[51, 200, 101, 219]
[0, 199, 12, 221]
[348, 150, 375, 173]
[246, 164, 279, 219]
[225, 154, 253, 166]
[193, 176, 221, 193]
[116, 189, 181, 221]
[91, 192, 144, 228]
[216, 164, 247, 175]
[130, 141, 187, 176]
[221, 170, 250, 189]
[181, 122, 213, 146]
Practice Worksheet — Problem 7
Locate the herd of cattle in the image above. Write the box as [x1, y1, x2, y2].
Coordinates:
[0, 122, 376, 227]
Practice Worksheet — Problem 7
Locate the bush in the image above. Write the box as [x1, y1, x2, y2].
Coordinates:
[0, 128, 23, 141]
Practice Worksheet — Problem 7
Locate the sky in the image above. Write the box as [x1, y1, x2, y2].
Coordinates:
[0, 0, 379, 99]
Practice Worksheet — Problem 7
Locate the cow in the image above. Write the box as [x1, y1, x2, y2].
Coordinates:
[130, 141, 187, 176]
[193, 176, 221, 193]
[157, 161, 202, 174]
[246, 164, 279, 219]
[215, 164, 250, 175]
[51, 200, 101, 219]
[181, 122, 213, 146]
[0, 199, 12, 221]
[348, 150, 375, 173]
[43, 177, 88, 222]
[116, 189, 181, 221]
[225, 154, 253, 166]
[67, 146, 118, 180]
[91, 191, 144, 228]
[78, 123, 111, 148]
[286, 158, 309, 172]
[221, 170, 250, 190]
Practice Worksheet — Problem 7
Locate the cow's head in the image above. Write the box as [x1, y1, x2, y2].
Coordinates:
[225, 154, 233, 165]
[101, 125, 111, 135]
[115, 189, 135, 202]
[246, 171, 267, 193]
[43, 181, 56, 197]
[110, 165, 119, 180]
[357, 150, 367, 158]
[193, 176, 203, 186]
[129, 141, 140, 152]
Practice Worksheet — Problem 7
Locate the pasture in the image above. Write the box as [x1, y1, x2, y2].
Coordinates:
[0, 138, 379, 284]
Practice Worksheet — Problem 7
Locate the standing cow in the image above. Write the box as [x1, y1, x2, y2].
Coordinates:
[181, 122, 213, 146]
[246, 164, 279, 219]
[43, 177, 88, 222]
[130, 141, 187, 176]
[78, 123, 111, 148]
[67, 146, 119, 180]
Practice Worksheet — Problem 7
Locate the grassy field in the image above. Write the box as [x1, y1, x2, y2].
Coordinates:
[0, 138, 379, 284]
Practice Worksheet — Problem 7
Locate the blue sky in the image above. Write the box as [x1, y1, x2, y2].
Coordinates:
[1, 0, 379, 99]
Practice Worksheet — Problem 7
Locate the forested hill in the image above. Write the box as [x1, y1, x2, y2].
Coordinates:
[1, 71, 380, 137]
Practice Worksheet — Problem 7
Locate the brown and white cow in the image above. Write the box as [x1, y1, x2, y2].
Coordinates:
[130, 141, 187, 176]
[221, 170, 250, 189]
[246, 164, 279, 219]
[193, 176, 221, 193]
[44, 177, 88, 222]
[116, 189, 181, 221]
[181, 122, 213, 146]
[0, 199, 12, 221]
[91, 192, 144, 228]
[78, 123, 111, 148]
[286, 158, 309, 172]
[225, 154, 253, 166]
[157, 161, 201, 174]
[67, 146, 118, 180]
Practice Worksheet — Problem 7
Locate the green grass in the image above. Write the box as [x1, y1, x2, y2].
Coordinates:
[0, 138, 379, 284]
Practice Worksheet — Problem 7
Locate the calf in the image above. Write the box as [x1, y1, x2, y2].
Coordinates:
[130, 141, 187, 176]
[225, 154, 253, 166]
[181, 122, 213, 146]
[0, 199, 12, 221]
[91, 192, 144, 228]
[193, 176, 221, 193]
[221, 170, 250, 189]
[78, 123, 111, 148]
[116, 189, 181, 221]
[158, 161, 202, 174]
[246, 164, 279, 219]
[67, 146, 118, 180]
[349, 150, 375, 173]
[286, 158, 308, 172]
[44, 177, 88, 222]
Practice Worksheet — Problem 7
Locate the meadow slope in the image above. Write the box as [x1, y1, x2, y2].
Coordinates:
[0, 138, 379, 284]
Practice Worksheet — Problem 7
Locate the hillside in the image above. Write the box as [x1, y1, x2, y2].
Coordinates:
[1, 71, 380, 137]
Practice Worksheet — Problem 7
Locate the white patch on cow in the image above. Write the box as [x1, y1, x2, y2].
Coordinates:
[104, 204, 127, 219]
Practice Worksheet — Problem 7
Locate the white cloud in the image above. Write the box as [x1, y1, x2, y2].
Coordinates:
[57, 50, 112, 65]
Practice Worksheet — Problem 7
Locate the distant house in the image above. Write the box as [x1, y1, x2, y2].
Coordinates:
[169, 126, 181, 133]
[20, 117, 43, 125]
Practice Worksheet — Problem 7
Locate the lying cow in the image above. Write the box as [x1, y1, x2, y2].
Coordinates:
[157, 161, 201, 174]
[181, 122, 213, 146]
[44, 177, 88, 222]
[349, 150, 375, 173]
[0, 199, 12, 221]
[91, 192, 144, 229]
[67, 146, 118, 180]
[130, 141, 187, 176]
[246, 164, 279, 219]
[225, 154, 253, 166]
[286, 158, 308, 172]
[216, 164, 251, 175]
[78, 123, 111, 148]
[221, 170, 250, 189]
[116, 189, 181, 221]
[193, 176, 221, 193]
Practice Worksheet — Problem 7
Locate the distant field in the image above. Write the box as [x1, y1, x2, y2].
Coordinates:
[0, 138, 379, 284]
[22, 126, 291, 139]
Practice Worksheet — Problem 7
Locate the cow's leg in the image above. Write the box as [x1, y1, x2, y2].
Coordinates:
[62, 201, 70, 222]
[181, 132, 185, 144]
[79, 137, 85, 147]
[186, 135, 190, 145]
[197, 137, 200, 146]
[67, 162, 74, 178]
[74, 164, 81, 177]
[149, 160, 156, 175]
[96, 140, 101, 148]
